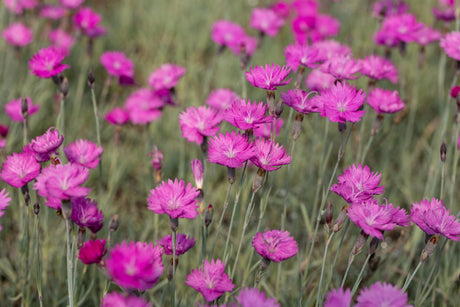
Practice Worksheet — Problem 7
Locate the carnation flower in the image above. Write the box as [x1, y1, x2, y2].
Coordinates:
[179, 106, 222, 145]
[2, 22, 33, 47]
[73, 7, 101, 35]
[71, 197, 104, 233]
[310, 14, 340, 42]
[101, 292, 152, 307]
[249, 7, 284, 37]
[149, 145, 163, 171]
[227, 34, 258, 57]
[0, 188, 12, 231]
[100, 51, 134, 78]
[311, 40, 351, 62]
[245, 64, 291, 90]
[39, 5, 68, 20]
[78, 239, 107, 265]
[355, 282, 411, 307]
[148, 63, 186, 90]
[157, 233, 195, 256]
[375, 13, 423, 47]
[373, 0, 408, 18]
[104, 107, 130, 126]
[0, 151, 41, 188]
[305, 69, 335, 92]
[191, 159, 204, 189]
[440, 31, 460, 61]
[207, 131, 255, 169]
[105, 241, 164, 291]
[224, 99, 271, 131]
[206, 88, 240, 112]
[236, 288, 280, 307]
[211, 20, 246, 49]
[321, 54, 361, 81]
[253, 118, 284, 139]
[4, 0, 38, 14]
[281, 89, 321, 114]
[359, 55, 398, 83]
[64, 139, 103, 169]
[60, 0, 84, 9]
[251, 138, 291, 172]
[29, 46, 69, 78]
[324, 287, 351, 307]
[414, 26, 442, 46]
[271, 1, 291, 19]
[5, 97, 39, 122]
[124, 89, 164, 125]
[30, 127, 64, 162]
[185, 259, 235, 302]
[367, 88, 404, 114]
[284, 43, 321, 72]
[252, 229, 298, 262]
[433, 3, 455, 22]
[49, 29, 75, 57]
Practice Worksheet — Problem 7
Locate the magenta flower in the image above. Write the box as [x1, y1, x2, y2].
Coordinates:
[245, 64, 291, 90]
[271, 1, 292, 19]
[367, 88, 404, 114]
[179, 106, 222, 145]
[104, 107, 130, 126]
[373, 0, 408, 18]
[30, 127, 64, 162]
[147, 178, 200, 219]
[206, 88, 240, 112]
[312, 40, 351, 62]
[227, 34, 258, 57]
[39, 5, 68, 20]
[100, 51, 134, 78]
[124, 88, 164, 125]
[305, 69, 335, 92]
[207, 131, 255, 169]
[2, 22, 33, 47]
[211, 20, 246, 49]
[315, 82, 366, 123]
[149, 145, 163, 171]
[5, 97, 39, 122]
[414, 25, 442, 46]
[29, 47, 69, 78]
[73, 7, 101, 34]
[375, 13, 423, 47]
[0, 188, 11, 231]
[157, 233, 195, 256]
[236, 288, 280, 307]
[410, 198, 460, 241]
[440, 31, 460, 61]
[252, 229, 298, 262]
[185, 259, 235, 302]
[284, 43, 321, 72]
[310, 14, 340, 42]
[291, 15, 316, 45]
[225, 99, 272, 130]
[105, 241, 164, 291]
[191, 159, 204, 189]
[78, 239, 107, 265]
[49, 29, 75, 57]
[359, 55, 398, 84]
[101, 292, 152, 307]
[253, 118, 284, 139]
[331, 164, 385, 205]
[0, 151, 41, 188]
[324, 288, 351, 307]
[281, 89, 321, 114]
[60, 0, 84, 9]
[64, 139, 103, 169]
[251, 138, 291, 172]
[321, 54, 361, 81]
[433, 2, 455, 22]
[4, 0, 38, 14]
[71, 197, 104, 233]
[355, 282, 411, 307]
[250, 7, 284, 37]
[148, 63, 186, 90]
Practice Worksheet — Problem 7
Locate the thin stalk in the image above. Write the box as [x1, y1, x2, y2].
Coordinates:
[315, 232, 335, 307]
[449, 123, 460, 203]
[65, 219, 75, 307]
[33, 211, 43, 307]
[351, 253, 372, 296]
[441, 162, 446, 200]
[171, 231, 176, 307]
[57, 93, 65, 136]
[360, 135, 374, 165]
[209, 182, 233, 259]
[281, 139, 296, 231]
[402, 261, 423, 292]
[340, 255, 353, 288]
[90, 85, 103, 191]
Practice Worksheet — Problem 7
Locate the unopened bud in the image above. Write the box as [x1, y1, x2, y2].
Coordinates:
[267, 90, 276, 116]
[200, 136, 208, 155]
[205, 204, 213, 228]
[167, 257, 179, 281]
[333, 205, 349, 233]
[88, 70, 95, 88]
[351, 231, 369, 257]
[371, 114, 384, 136]
[421, 234, 439, 262]
[227, 167, 236, 185]
[52, 75, 63, 86]
[21, 98, 28, 117]
[253, 168, 266, 193]
[61, 200, 72, 220]
[77, 228, 86, 249]
[109, 215, 119, 232]
[368, 237, 381, 255]
[338, 122, 347, 133]
[440, 142, 447, 163]
[191, 159, 204, 189]
[170, 217, 179, 232]
[259, 257, 271, 271]
[275, 99, 284, 118]
[325, 201, 333, 230]
[60, 77, 69, 98]
[33, 202, 40, 215]
[292, 113, 304, 140]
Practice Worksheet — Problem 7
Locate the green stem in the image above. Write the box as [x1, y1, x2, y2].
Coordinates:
[34, 211, 43, 307]
[402, 261, 423, 292]
[90, 86, 103, 191]
[315, 232, 335, 307]
[171, 230, 176, 307]
[65, 219, 74, 307]
[209, 182, 233, 259]
[351, 253, 371, 296]
[360, 135, 374, 165]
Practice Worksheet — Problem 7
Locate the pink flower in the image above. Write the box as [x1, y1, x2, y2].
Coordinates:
[253, 118, 284, 139]
[312, 40, 351, 62]
[373, 0, 409, 18]
[324, 288, 351, 307]
[0, 188, 11, 231]
[124, 89, 164, 125]
[316, 82, 366, 123]
[179, 106, 222, 145]
[71, 197, 104, 233]
[59, 0, 84, 9]
[105, 241, 164, 291]
[191, 159, 203, 189]
[104, 107, 130, 126]
[281, 89, 321, 114]
[305, 69, 335, 92]
[30, 127, 64, 162]
[271, 1, 292, 19]
[375, 13, 423, 47]
[410, 198, 460, 241]
[39, 5, 68, 20]
[2, 22, 33, 47]
[367, 88, 404, 114]
[100, 51, 134, 78]
[321, 55, 361, 81]
[250, 8, 284, 37]
[414, 25, 442, 46]
[355, 282, 411, 307]
[148, 63, 186, 90]
[0, 151, 41, 188]
[64, 139, 103, 169]
[211, 20, 246, 49]
[252, 229, 298, 262]
[284, 43, 321, 72]
[49, 29, 75, 57]
[73, 7, 101, 35]
[331, 164, 385, 205]
[5, 97, 39, 122]
[227, 34, 258, 57]
[440, 31, 460, 61]
[78, 239, 107, 265]
[251, 138, 291, 171]
[185, 259, 235, 302]
[236, 288, 280, 307]
[224, 99, 272, 130]
[433, 4, 455, 22]
[101, 292, 152, 307]
[310, 14, 340, 42]
[29, 46, 69, 78]
[245, 64, 292, 90]
[207, 131, 255, 169]
[206, 88, 240, 112]
[147, 178, 200, 219]
[149, 145, 163, 171]
[359, 55, 398, 84]
[3, 0, 38, 14]
[157, 233, 195, 256]
[291, 15, 316, 45]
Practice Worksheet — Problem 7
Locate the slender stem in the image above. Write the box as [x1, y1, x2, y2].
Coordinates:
[440, 162, 446, 199]
[34, 212, 43, 307]
[351, 253, 371, 296]
[402, 261, 423, 292]
[90, 86, 103, 191]
[171, 230, 176, 307]
[65, 219, 74, 307]
[360, 135, 374, 165]
[315, 232, 335, 307]
[209, 183, 233, 259]
[223, 184, 239, 260]
[281, 139, 296, 231]
[340, 255, 354, 288]
[57, 93, 65, 136]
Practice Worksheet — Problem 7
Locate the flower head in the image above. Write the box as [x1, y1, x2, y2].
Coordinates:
[73, 7, 102, 35]
[39, 5, 68, 20]
[2, 22, 33, 47]
[79, 239, 107, 265]
[179, 106, 222, 145]
[206, 88, 240, 112]
[250, 8, 284, 37]
[100, 51, 134, 78]
[245, 64, 291, 90]
[64, 139, 103, 169]
[310, 14, 340, 42]
[252, 229, 298, 262]
[373, 0, 408, 18]
[324, 287, 351, 307]
[105, 241, 164, 291]
[5, 97, 39, 122]
[60, 0, 84, 9]
[367, 88, 404, 114]
[207, 131, 255, 169]
[4, 0, 38, 14]
[375, 13, 423, 47]
[185, 259, 235, 302]
[30, 127, 64, 162]
[312, 40, 351, 62]
[284, 43, 321, 72]
[305, 69, 335, 92]
[124, 89, 164, 125]
[414, 25, 442, 46]
[157, 233, 195, 256]
[355, 282, 411, 307]
[149, 145, 163, 171]
[281, 89, 321, 114]
[104, 107, 130, 126]
[211, 20, 246, 49]
[236, 287, 280, 307]
[251, 138, 291, 171]
[440, 31, 460, 61]
[29, 46, 69, 78]
[71, 197, 104, 233]
[101, 292, 152, 307]
[254, 118, 284, 139]
[0, 188, 12, 231]
[321, 54, 361, 81]
[191, 159, 204, 189]
[0, 151, 41, 188]
[148, 63, 186, 90]
[359, 55, 398, 83]
[225, 99, 272, 130]
[49, 29, 75, 57]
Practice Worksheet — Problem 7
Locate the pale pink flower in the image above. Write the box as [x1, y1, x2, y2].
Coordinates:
[39, 5, 68, 20]
[5, 97, 39, 122]
[49, 29, 75, 57]
[305, 69, 335, 92]
[440, 31, 460, 61]
[2, 22, 33, 47]
[100, 51, 134, 78]
[206, 88, 240, 112]
[236, 288, 280, 307]
[367, 88, 404, 114]
[179, 106, 222, 145]
[211, 20, 246, 49]
[310, 14, 340, 42]
[414, 25, 442, 46]
[312, 40, 351, 62]
[0, 151, 41, 188]
[124, 89, 164, 125]
[245, 64, 291, 90]
[359, 55, 398, 84]
[3, 0, 38, 14]
[60, 0, 84, 9]
[250, 7, 285, 37]
[252, 229, 298, 262]
[148, 64, 186, 90]
[321, 54, 361, 81]
[64, 139, 103, 169]
[356, 282, 412, 307]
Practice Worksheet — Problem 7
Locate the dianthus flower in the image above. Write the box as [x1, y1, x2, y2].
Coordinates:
[29, 46, 69, 78]
[440, 31, 460, 61]
[73, 7, 101, 35]
[206, 88, 240, 112]
[101, 292, 152, 307]
[331, 164, 385, 205]
[271, 1, 291, 19]
[236, 288, 280, 307]
[245, 64, 291, 90]
[291, 15, 315, 45]
[281, 89, 321, 114]
[191, 159, 203, 189]
[100, 51, 134, 78]
[252, 229, 298, 262]
[104, 107, 130, 126]
[64, 139, 103, 169]
[284, 43, 321, 72]
[105, 241, 164, 291]
[0, 188, 11, 231]
[178, 106, 222, 145]
[305, 69, 335, 92]
[157, 233, 195, 256]
[324, 287, 351, 307]
[0, 151, 41, 188]
[30, 127, 64, 162]
[148, 63, 186, 90]
[71, 197, 104, 233]
[147, 178, 200, 220]
[375, 13, 423, 47]
[124, 88, 164, 125]
[2, 22, 33, 47]
[410, 198, 460, 241]
[78, 239, 107, 265]
[149, 145, 163, 171]
[373, 0, 408, 18]
[316, 82, 366, 123]
[321, 54, 361, 81]
[60, 0, 84, 9]
[5, 97, 39, 122]
[211, 20, 246, 50]
[224, 99, 271, 130]
[355, 282, 411, 307]
[250, 7, 284, 37]
[359, 55, 398, 83]
[207, 131, 255, 169]
[251, 138, 291, 171]
[49, 29, 75, 57]
[310, 14, 340, 42]
[311, 40, 351, 62]
[185, 259, 235, 302]
[4, 0, 38, 14]
[433, 0, 455, 22]
[39, 5, 68, 20]
[367, 88, 404, 114]
[414, 25, 442, 46]
[253, 118, 283, 139]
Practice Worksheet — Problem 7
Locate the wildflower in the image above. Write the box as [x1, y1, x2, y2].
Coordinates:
[124, 89, 164, 125]
[29, 46, 69, 78]
[0, 124, 8, 148]
[179, 106, 222, 145]
[211, 20, 246, 50]
[78, 239, 107, 265]
[440, 31, 460, 61]
[49, 29, 75, 57]
[254, 118, 283, 139]
[2, 22, 33, 47]
[101, 292, 152, 307]
[105, 241, 164, 291]
[284, 43, 321, 72]
[71, 197, 104, 233]
[321, 54, 361, 81]
[148, 63, 186, 91]
[100, 51, 134, 79]
[410, 198, 460, 241]
[414, 25, 442, 46]
[355, 282, 411, 307]
[0, 151, 41, 188]
[236, 287, 280, 307]
[227, 34, 258, 58]
[250, 7, 284, 37]
[271, 1, 291, 19]
[373, 0, 408, 18]
[60, 0, 84, 9]
[312, 40, 351, 62]
[149, 145, 163, 171]
[245, 64, 291, 90]
[191, 159, 203, 189]
[225, 99, 271, 131]
[39, 5, 68, 20]
[375, 13, 423, 47]
[281, 89, 321, 114]
[206, 88, 240, 112]
[207, 131, 255, 169]
[4, 0, 38, 15]
[252, 229, 298, 262]
[331, 164, 385, 205]
[5, 98, 39, 122]
[104, 107, 130, 126]
[157, 233, 195, 256]
[359, 55, 398, 84]
[64, 139, 103, 169]
[30, 127, 64, 162]
[0, 188, 11, 231]
[185, 259, 235, 302]
[291, 15, 316, 45]
[305, 69, 335, 92]
[251, 138, 291, 172]
[73, 7, 102, 35]
[367, 88, 404, 114]
[433, 0, 455, 22]
[324, 288, 352, 307]
[310, 14, 340, 42]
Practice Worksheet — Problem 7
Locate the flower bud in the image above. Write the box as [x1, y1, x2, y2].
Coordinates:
[205, 204, 213, 228]
[191, 159, 204, 189]
[325, 201, 333, 231]
[33, 202, 40, 215]
[61, 199, 72, 220]
[77, 228, 86, 249]
[440, 142, 447, 163]
[88, 70, 96, 88]
[21, 98, 28, 117]
[351, 231, 369, 257]
[292, 113, 304, 140]
[227, 167, 236, 185]
[109, 214, 119, 232]
[333, 205, 349, 233]
[170, 217, 179, 232]
[253, 168, 266, 193]
[60, 77, 69, 98]
[421, 234, 440, 262]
